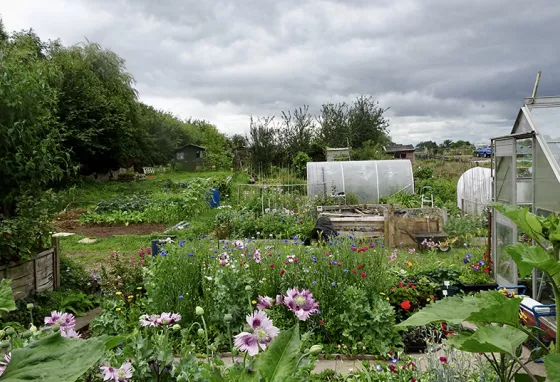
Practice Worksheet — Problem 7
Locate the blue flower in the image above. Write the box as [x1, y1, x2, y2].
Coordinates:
[331, 282, 336, 286]
[479, 260, 485, 266]
[312, 280, 317, 285]
[189, 253, 194, 257]
[344, 269, 349, 273]
[211, 256, 215, 259]
[293, 235, 298, 240]
[179, 295, 184, 299]
[179, 240, 186, 247]
[376, 365, 383, 372]
[160, 251, 168, 257]
[332, 261, 338, 265]
[311, 256, 318, 263]
[390, 358, 398, 364]
[466, 253, 473, 259]
[328, 241, 333, 246]
[317, 310, 321, 315]
[463, 258, 469, 264]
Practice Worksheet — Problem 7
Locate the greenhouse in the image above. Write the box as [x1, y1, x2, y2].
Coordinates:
[457, 166, 492, 214]
[492, 95, 560, 305]
[306, 160, 414, 203]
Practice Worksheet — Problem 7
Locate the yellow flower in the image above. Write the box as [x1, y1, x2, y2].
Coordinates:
[128, 295, 134, 299]
[362, 346, 366, 350]
[426, 298, 431, 302]
[252, 300, 257, 305]
[115, 291, 122, 296]
[386, 297, 390, 301]
[137, 287, 143, 290]
[116, 308, 121, 312]
[379, 292, 385, 295]
[519, 311, 528, 322]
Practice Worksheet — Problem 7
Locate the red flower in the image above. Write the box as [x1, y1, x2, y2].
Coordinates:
[294, 258, 300, 263]
[351, 270, 357, 274]
[400, 300, 411, 310]
[268, 253, 272, 256]
[319, 320, 324, 325]
[280, 269, 285, 276]
[337, 263, 342, 267]
[351, 246, 357, 251]
[284, 261, 290, 265]
[270, 264, 275, 269]
[360, 272, 367, 278]
[411, 285, 417, 289]
[398, 281, 403, 287]
[357, 247, 368, 253]
[140, 260, 145, 267]
[357, 265, 364, 269]
[369, 243, 375, 248]
[388, 365, 397, 373]
[439, 356, 448, 364]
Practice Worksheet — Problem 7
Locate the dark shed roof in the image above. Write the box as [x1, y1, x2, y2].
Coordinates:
[384, 144, 416, 153]
[176, 144, 207, 151]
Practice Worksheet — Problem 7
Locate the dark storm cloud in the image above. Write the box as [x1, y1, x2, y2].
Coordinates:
[4, 0, 560, 143]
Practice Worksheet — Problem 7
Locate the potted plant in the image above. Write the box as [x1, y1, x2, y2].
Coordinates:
[458, 252, 497, 293]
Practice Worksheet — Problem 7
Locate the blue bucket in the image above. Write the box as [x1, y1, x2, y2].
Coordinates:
[208, 188, 220, 208]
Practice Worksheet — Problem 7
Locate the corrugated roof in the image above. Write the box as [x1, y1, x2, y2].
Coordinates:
[384, 144, 415, 153]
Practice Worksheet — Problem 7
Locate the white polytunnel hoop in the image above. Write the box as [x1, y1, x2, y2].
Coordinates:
[306, 160, 415, 203]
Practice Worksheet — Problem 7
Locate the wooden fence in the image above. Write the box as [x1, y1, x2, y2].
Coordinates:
[0, 244, 60, 299]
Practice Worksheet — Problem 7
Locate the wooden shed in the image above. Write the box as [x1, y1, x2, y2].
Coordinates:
[175, 144, 207, 171]
[384, 144, 416, 161]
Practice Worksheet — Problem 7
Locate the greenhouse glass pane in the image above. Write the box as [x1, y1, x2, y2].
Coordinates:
[534, 141, 560, 213]
[495, 221, 516, 285]
[512, 111, 532, 134]
[495, 156, 513, 204]
[528, 107, 560, 166]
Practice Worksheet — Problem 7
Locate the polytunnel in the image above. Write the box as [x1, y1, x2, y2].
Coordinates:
[306, 160, 414, 203]
[457, 167, 492, 215]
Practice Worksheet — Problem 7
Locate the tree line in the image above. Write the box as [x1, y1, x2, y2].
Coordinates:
[245, 96, 393, 176]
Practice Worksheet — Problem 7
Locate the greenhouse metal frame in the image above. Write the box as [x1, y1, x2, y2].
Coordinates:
[492, 95, 560, 303]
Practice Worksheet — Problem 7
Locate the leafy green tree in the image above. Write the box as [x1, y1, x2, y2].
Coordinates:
[317, 102, 351, 148]
[292, 152, 311, 179]
[0, 16, 8, 44]
[50, 42, 141, 173]
[280, 105, 316, 158]
[189, 119, 233, 170]
[248, 116, 279, 173]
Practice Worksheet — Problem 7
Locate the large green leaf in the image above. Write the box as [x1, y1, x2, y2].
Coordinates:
[506, 243, 560, 279]
[1, 333, 107, 382]
[447, 325, 527, 355]
[545, 353, 560, 382]
[514, 374, 546, 382]
[253, 324, 301, 382]
[397, 291, 521, 327]
[494, 205, 544, 242]
[0, 280, 16, 314]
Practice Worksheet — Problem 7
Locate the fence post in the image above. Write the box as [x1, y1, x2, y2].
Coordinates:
[52, 237, 61, 289]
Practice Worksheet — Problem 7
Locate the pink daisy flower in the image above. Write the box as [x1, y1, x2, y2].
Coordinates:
[100, 361, 133, 381]
[256, 296, 273, 310]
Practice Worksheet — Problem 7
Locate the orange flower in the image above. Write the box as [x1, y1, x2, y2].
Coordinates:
[400, 300, 411, 310]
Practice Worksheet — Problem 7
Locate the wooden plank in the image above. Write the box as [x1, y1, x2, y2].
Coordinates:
[324, 216, 385, 222]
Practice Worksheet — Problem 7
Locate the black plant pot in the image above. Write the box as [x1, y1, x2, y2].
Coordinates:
[459, 282, 499, 294]
[438, 285, 460, 299]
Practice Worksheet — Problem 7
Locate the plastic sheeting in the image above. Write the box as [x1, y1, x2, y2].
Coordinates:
[457, 167, 492, 214]
[307, 160, 414, 203]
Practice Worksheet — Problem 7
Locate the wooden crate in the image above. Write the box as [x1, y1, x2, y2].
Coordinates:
[0, 247, 59, 298]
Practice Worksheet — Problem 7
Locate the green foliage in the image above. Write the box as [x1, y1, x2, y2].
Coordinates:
[326, 287, 402, 355]
[0, 280, 16, 314]
[253, 324, 301, 381]
[445, 214, 488, 246]
[1, 332, 107, 382]
[59, 255, 98, 293]
[292, 152, 311, 179]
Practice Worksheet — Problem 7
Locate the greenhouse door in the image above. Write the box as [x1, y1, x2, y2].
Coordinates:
[492, 138, 518, 286]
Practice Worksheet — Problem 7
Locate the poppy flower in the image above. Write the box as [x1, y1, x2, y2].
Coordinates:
[351, 247, 357, 251]
[270, 264, 275, 269]
[400, 300, 411, 310]
[360, 272, 367, 278]
[357, 265, 364, 269]
[280, 269, 285, 276]
[439, 356, 448, 364]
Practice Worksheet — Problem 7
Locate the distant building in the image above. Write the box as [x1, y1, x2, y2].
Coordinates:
[326, 147, 350, 161]
[174, 144, 207, 171]
[383, 144, 416, 161]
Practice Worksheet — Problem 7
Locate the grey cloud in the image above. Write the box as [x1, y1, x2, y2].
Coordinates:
[3, 0, 560, 143]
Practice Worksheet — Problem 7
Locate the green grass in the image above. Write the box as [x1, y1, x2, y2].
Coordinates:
[65, 170, 247, 207]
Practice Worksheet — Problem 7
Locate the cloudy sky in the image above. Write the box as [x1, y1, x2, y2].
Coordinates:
[3, 1, 560, 144]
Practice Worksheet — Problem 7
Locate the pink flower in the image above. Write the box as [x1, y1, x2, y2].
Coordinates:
[44, 311, 76, 329]
[158, 313, 181, 326]
[275, 294, 283, 305]
[283, 288, 319, 321]
[100, 361, 133, 381]
[253, 250, 262, 263]
[0, 353, 11, 377]
[139, 314, 159, 327]
[139, 313, 181, 327]
[234, 311, 279, 356]
[61, 327, 81, 338]
[257, 296, 273, 310]
[218, 252, 229, 266]
[232, 240, 244, 249]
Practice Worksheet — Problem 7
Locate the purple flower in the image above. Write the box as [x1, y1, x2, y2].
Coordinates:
[232, 240, 244, 249]
[465, 253, 473, 259]
[44, 311, 76, 329]
[179, 240, 186, 247]
[275, 294, 283, 305]
[479, 260, 485, 266]
[253, 250, 262, 263]
[312, 280, 317, 285]
[463, 257, 469, 264]
[61, 327, 81, 338]
[100, 361, 133, 381]
[257, 296, 273, 310]
[139, 314, 159, 327]
[139, 312, 181, 327]
[0, 353, 11, 377]
[283, 288, 319, 321]
[234, 310, 279, 356]
[179, 295, 184, 299]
